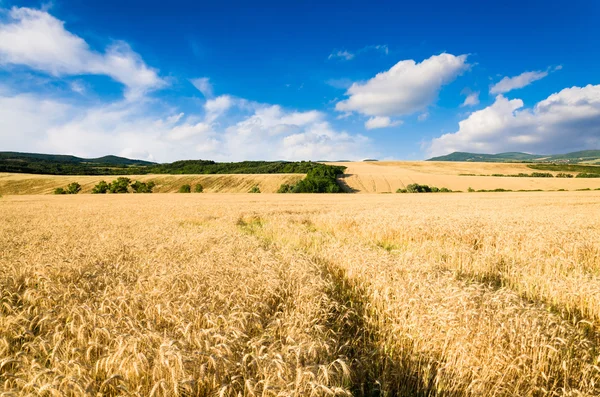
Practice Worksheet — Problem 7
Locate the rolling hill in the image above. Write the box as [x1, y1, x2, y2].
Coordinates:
[427, 150, 600, 163]
[0, 151, 156, 166]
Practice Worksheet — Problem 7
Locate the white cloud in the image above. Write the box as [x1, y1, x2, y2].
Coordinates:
[328, 50, 354, 61]
[417, 112, 429, 122]
[336, 53, 469, 117]
[190, 77, 213, 97]
[69, 80, 86, 94]
[371, 44, 389, 55]
[0, 7, 165, 99]
[328, 44, 388, 62]
[428, 84, 600, 157]
[364, 116, 402, 130]
[461, 91, 479, 107]
[0, 85, 373, 162]
[489, 70, 548, 94]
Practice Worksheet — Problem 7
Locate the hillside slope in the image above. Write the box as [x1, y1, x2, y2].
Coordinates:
[0, 173, 305, 195]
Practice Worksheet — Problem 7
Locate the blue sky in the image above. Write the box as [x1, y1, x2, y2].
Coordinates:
[0, 0, 599, 162]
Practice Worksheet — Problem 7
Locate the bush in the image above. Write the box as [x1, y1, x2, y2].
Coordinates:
[576, 173, 600, 178]
[277, 184, 294, 193]
[529, 172, 554, 178]
[194, 184, 204, 193]
[92, 180, 109, 194]
[54, 182, 81, 195]
[249, 185, 261, 193]
[131, 181, 155, 193]
[66, 182, 81, 194]
[468, 187, 475, 192]
[179, 184, 191, 193]
[556, 173, 573, 178]
[109, 177, 131, 193]
[396, 184, 453, 193]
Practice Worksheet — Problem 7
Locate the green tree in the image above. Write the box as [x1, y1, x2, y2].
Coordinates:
[66, 182, 81, 194]
[249, 185, 261, 193]
[179, 184, 191, 193]
[92, 180, 109, 194]
[131, 181, 156, 193]
[277, 184, 293, 193]
[54, 187, 66, 195]
[194, 184, 204, 193]
[109, 177, 131, 193]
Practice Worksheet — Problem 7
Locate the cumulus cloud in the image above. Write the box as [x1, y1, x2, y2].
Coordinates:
[428, 84, 600, 157]
[0, 85, 373, 162]
[489, 70, 548, 94]
[461, 91, 479, 107]
[364, 116, 402, 130]
[0, 7, 165, 99]
[190, 77, 213, 97]
[336, 53, 469, 118]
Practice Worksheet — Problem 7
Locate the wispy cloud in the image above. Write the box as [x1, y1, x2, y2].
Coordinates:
[328, 50, 354, 61]
[365, 116, 402, 130]
[461, 90, 479, 107]
[490, 70, 549, 94]
[190, 77, 213, 97]
[328, 44, 388, 61]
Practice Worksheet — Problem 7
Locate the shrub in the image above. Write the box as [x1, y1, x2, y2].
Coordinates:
[249, 185, 261, 193]
[556, 173, 574, 178]
[530, 172, 554, 178]
[131, 181, 156, 193]
[66, 182, 81, 194]
[277, 184, 293, 193]
[468, 187, 475, 192]
[109, 177, 131, 193]
[54, 182, 81, 195]
[92, 180, 109, 194]
[179, 184, 191, 193]
[396, 184, 452, 193]
[194, 184, 204, 193]
[576, 173, 600, 178]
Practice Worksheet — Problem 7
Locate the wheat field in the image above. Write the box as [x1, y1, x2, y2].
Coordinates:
[1, 193, 600, 396]
[0, 173, 305, 195]
[327, 162, 600, 192]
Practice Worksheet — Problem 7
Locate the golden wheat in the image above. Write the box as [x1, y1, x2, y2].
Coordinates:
[1, 192, 599, 396]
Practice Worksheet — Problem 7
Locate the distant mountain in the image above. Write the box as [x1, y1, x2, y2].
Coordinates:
[427, 150, 600, 164]
[0, 151, 156, 166]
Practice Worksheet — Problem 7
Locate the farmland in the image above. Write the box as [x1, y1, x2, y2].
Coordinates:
[3, 160, 600, 196]
[0, 173, 305, 195]
[1, 192, 600, 396]
[330, 161, 600, 192]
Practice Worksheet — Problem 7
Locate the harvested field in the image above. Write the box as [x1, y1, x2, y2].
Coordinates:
[0, 173, 305, 195]
[329, 161, 600, 192]
[1, 192, 600, 396]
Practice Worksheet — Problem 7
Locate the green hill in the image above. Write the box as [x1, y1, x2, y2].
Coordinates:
[0, 151, 345, 176]
[0, 152, 155, 166]
[427, 150, 600, 164]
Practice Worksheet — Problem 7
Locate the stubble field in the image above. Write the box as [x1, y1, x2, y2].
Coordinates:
[1, 192, 600, 396]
